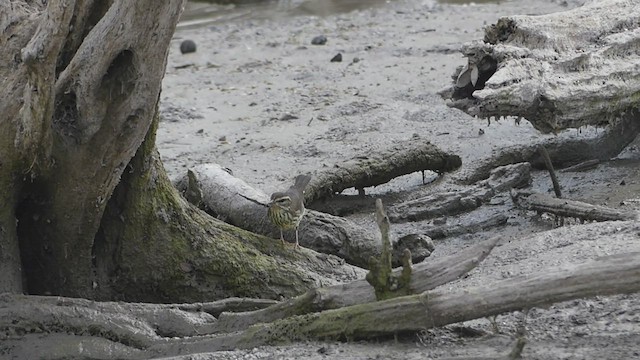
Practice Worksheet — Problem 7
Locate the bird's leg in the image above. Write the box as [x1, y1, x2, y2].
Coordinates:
[280, 229, 285, 246]
[294, 228, 300, 249]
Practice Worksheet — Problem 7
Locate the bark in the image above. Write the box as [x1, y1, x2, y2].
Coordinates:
[440, 0, 640, 133]
[0, 0, 184, 298]
[388, 162, 531, 223]
[3, 249, 638, 359]
[175, 164, 432, 268]
[0, 1, 363, 301]
[511, 190, 639, 222]
[304, 142, 462, 203]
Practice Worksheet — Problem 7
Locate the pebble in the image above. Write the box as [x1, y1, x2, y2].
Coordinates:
[180, 39, 197, 54]
[311, 35, 327, 45]
[330, 53, 343, 62]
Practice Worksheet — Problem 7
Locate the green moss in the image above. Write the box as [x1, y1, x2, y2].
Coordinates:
[99, 112, 316, 302]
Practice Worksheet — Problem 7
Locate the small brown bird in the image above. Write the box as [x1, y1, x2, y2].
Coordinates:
[267, 174, 311, 249]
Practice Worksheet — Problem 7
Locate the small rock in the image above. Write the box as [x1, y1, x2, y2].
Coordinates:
[311, 35, 327, 45]
[196, 129, 204, 134]
[180, 39, 197, 54]
[330, 53, 343, 62]
[393, 234, 434, 266]
[280, 114, 299, 121]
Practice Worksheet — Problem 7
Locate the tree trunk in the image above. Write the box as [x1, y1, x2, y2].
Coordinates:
[0, 0, 361, 301]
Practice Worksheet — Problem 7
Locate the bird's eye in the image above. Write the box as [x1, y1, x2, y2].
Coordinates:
[276, 198, 289, 204]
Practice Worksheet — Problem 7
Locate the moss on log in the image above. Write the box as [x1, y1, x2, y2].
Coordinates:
[95, 118, 364, 302]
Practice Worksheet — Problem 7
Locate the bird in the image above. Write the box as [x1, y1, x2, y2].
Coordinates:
[267, 174, 311, 249]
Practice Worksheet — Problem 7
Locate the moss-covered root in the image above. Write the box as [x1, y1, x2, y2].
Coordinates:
[365, 199, 413, 300]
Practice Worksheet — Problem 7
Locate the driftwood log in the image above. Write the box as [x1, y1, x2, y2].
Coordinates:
[388, 162, 531, 222]
[441, 0, 640, 134]
[3, 250, 639, 359]
[455, 114, 640, 184]
[304, 142, 462, 203]
[512, 190, 639, 222]
[175, 164, 432, 267]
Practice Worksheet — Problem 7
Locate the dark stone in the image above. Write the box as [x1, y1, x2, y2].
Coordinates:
[330, 53, 342, 62]
[180, 40, 197, 54]
[311, 35, 327, 45]
[392, 234, 435, 266]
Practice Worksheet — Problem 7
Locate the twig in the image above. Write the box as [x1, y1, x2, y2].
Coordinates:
[538, 145, 562, 198]
[560, 159, 600, 173]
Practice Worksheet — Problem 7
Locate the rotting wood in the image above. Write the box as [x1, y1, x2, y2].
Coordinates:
[366, 199, 413, 300]
[440, 0, 640, 134]
[511, 190, 639, 222]
[4, 250, 638, 359]
[200, 252, 640, 350]
[175, 164, 432, 267]
[212, 236, 500, 334]
[423, 213, 508, 240]
[303, 142, 462, 203]
[389, 162, 530, 223]
[455, 114, 640, 184]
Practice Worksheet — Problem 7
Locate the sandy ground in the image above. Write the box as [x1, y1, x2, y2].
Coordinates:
[157, 0, 640, 358]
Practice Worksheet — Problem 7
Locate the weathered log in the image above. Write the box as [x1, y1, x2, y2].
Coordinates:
[304, 142, 462, 203]
[511, 190, 639, 222]
[202, 251, 640, 350]
[175, 164, 430, 267]
[442, 0, 640, 134]
[441, 0, 640, 134]
[389, 162, 530, 222]
[6, 248, 635, 359]
[423, 213, 508, 240]
[456, 114, 640, 184]
[0, 236, 500, 359]
[212, 236, 499, 333]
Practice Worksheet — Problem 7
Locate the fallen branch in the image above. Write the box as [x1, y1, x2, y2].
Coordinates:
[423, 213, 508, 240]
[155, 251, 640, 354]
[456, 114, 640, 184]
[192, 236, 500, 333]
[459, 116, 640, 184]
[511, 190, 639, 222]
[175, 164, 432, 267]
[5, 243, 640, 358]
[389, 162, 530, 223]
[304, 142, 462, 203]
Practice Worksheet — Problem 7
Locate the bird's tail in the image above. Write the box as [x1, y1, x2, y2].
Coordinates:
[292, 174, 311, 193]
